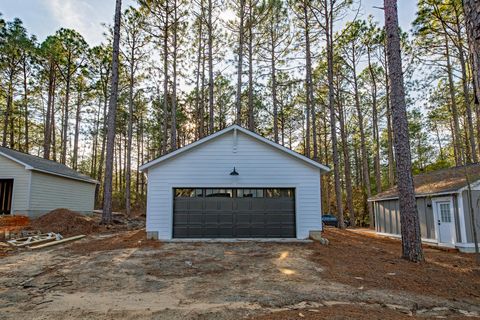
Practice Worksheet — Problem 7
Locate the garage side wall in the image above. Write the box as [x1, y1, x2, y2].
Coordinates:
[0, 156, 30, 214]
[29, 171, 96, 217]
[146, 130, 322, 239]
[462, 190, 480, 243]
[374, 197, 435, 240]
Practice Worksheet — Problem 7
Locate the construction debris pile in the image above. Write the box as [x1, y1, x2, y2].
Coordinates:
[1, 208, 147, 256]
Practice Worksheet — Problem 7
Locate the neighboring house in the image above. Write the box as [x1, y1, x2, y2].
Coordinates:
[140, 125, 330, 240]
[369, 164, 480, 253]
[0, 147, 98, 217]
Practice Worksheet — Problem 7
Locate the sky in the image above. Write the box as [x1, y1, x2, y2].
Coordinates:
[0, 0, 419, 46]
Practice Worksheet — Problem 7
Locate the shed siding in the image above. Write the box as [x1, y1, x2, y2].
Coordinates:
[461, 190, 480, 243]
[374, 197, 436, 240]
[146, 130, 322, 239]
[29, 171, 95, 216]
[0, 156, 30, 213]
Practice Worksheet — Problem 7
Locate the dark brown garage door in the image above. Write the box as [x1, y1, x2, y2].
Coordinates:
[173, 188, 295, 238]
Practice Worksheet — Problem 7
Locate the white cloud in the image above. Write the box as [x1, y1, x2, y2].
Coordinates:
[42, 0, 112, 45]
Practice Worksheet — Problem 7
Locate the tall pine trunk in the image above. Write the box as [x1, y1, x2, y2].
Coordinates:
[208, 0, 214, 134]
[325, 0, 343, 228]
[384, 0, 423, 262]
[102, 0, 122, 224]
[235, 0, 245, 125]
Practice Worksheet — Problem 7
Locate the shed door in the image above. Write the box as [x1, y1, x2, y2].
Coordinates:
[435, 200, 455, 245]
[0, 179, 13, 215]
[173, 188, 295, 238]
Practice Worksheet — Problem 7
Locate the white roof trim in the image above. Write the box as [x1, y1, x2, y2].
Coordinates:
[0, 150, 98, 184]
[0, 151, 34, 170]
[139, 125, 331, 172]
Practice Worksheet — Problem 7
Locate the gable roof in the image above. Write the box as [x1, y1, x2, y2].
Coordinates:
[0, 147, 98, 184]
[369, 163, 480, 201]
[139, 125, 330, 172]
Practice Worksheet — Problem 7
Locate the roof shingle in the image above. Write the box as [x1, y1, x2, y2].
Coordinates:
[369, 163, 480, 201]
[0, 147, 97, 184]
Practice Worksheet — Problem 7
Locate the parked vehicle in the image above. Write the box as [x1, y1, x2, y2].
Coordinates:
[322, 214, 339, 227]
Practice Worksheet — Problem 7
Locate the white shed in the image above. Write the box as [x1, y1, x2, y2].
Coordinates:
[140, 125, 330, 240]
[0, 147, 98, 217]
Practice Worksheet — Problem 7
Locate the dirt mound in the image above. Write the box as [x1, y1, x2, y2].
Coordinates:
[69, 229, 161, 254]
[29, 209, 101, 237]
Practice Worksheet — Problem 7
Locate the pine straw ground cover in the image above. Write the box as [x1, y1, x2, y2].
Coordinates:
[307, 228, 480, 304]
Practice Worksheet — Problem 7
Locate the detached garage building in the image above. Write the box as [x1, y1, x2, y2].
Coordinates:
[140, 125, 330, 240]
[369, 164, 480, 253]
[0, 147, 97, 217]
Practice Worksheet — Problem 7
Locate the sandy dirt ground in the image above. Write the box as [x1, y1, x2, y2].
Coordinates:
[0, 226, 479, 320]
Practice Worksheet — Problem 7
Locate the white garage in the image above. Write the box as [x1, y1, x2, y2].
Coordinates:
[140, 125, 330, 240]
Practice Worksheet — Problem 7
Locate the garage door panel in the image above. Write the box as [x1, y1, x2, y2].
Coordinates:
[218, 213, 233, 224]
[173, 188, 295, 238]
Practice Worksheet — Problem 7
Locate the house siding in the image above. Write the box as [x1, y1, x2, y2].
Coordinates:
[461, 190, 480, 243]
[374, 197, 435, 240]
[0, 155, 30, 214]
[29, 171, 95, 217]
[145, 130, 322, 239]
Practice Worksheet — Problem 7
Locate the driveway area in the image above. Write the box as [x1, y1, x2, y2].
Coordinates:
[0, 228, 479, 320]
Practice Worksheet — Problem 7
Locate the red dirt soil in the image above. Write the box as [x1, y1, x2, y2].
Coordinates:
[28, 208, 101, 237]
[308, 228, 480, 303]
[0, 215, 30, 232]
[68, 229, 162, 254]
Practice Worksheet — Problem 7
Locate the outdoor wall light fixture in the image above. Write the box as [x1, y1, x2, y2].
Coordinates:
[230, 167, 239, 176]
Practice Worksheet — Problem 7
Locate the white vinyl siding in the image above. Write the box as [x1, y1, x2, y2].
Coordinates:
[0, 156, 30, 213]
[146, 130, 322, 239]
[29, 171, 95, 213]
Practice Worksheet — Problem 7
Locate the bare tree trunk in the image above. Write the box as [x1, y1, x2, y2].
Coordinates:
[247, 0, 254, 131]
[270, 23, 278, 143]
[2, 74, 13, 147]
[452, 3, 477, 162]
[383, 44, 395, 186]
[22, 56, 29, 152]
[208, 0, 214, 134]
[445, 36, 464, 166]
[72, 90, 82, 170]
[352, 43, 373, 227]
[384, 0, 423, 262]
[171, 0, 178, 151]
[162, 0, 169, 155]
[61, 54, 72, 165]
[194, 1, 204, 139]
[44, 62, 55, 159]
[338, 86, 355, 226]
[303, 2, 311, 158]
[102, 0, 122, 225]
[325, 0, 343, 228]
[367, 48, 381, 193]
[464, 0, 480, 105]
[126, 40, 136, 217]
[235, 0, 245, 125]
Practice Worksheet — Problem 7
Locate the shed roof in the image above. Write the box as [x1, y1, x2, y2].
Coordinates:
[0, 147, 98, 184]
[369, 163, 480, 201]
[139, 124, 330, 172]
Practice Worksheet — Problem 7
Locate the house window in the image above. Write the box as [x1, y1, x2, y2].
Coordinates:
[175, 189, 204, 197]
[205, 189, 233, 197]
[265, 188, 294, 198]
[439, 203, 451, 223]
[237, 189, 264, 198]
